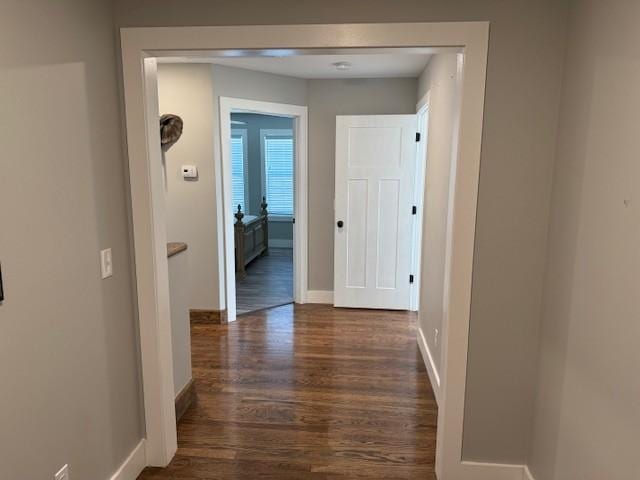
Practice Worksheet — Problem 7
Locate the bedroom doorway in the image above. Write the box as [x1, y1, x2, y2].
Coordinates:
[219, 97, 308, 322]
[229, 112, 295, 314]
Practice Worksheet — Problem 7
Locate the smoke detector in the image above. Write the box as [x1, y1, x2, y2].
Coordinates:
[332, 61, 352, 72]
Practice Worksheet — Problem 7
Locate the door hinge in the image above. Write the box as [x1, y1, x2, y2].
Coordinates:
[415, 132, 421, 142]
[292, 217, 296, 224]
[409, 274, 415, 284]
[412, 205, 417, 215]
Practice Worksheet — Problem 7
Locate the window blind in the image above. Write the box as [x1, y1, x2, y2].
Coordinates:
[264, 135, 294, 216]
[231, 134, 246, 212]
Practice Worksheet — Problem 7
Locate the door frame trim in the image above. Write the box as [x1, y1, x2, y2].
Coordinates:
[120, 22, 490, 479]
[411, 92, 431, 311]
[219, 97, 308, 320]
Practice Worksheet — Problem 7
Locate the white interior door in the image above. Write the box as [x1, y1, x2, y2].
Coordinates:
[334, 115, 418, 310]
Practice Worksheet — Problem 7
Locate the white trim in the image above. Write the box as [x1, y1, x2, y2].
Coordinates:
[457, 462, 528, 480]
[120, 53, 177, 465]
[417, 91, 431, 112]
[109, 440, 147, 480]
[269, 238, 293, 248]
[306, 290, 334, 304]
[410, 95, 430, 311]
[417, 326, 441, 406]
[120, 22, 488, 474]
[220, 98, 308, 322]
[523, 465, 536, 480]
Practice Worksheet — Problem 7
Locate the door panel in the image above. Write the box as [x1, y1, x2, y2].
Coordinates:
[346, 179, 368, 288]
[348, 127, 403, 167]
[376, 179, 400, 290]
[334, 115, 418, 310]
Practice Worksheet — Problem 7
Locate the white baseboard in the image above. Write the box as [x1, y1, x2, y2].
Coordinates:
[524, 465, 536, 480]
[269, 239, 293, 248]
[417, 327, 441, 406]
[306, 290, 334, 304]
[109, 439, 146, 480]
[460, 461, 528, 480]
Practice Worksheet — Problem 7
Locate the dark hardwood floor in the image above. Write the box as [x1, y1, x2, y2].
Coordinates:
[138, 304, 437, 479]
[236, 247, 293, 315]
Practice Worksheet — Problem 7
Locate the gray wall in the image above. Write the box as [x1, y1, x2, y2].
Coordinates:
[417, 54, 460, 375]
[0, 0, 143, 478]
[307, 78, 419, 290]
[168, 251, 192, 397]
[3, 1, 606, 477]
[115, 0, 570, 464]
[159, 68, 417, 297]
[231, 113, 294, 243]
[158, 63, 220, 310]
[211, 66, 306, 254]
[528, 1, 640, 479]
[158, 63, 306, 310]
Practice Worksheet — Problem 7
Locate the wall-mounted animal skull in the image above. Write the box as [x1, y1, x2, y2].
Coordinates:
[160, 114, 184, 152]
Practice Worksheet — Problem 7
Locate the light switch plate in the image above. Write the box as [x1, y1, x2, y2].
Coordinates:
[54, 464, 70, 480]
[100, 248, 113, 279]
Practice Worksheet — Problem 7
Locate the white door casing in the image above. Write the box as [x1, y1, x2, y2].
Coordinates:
[219, 97, 309, 322]
[334, 115, 418, 310]
[121, 23, 489, 478]
[411, 96, 430, 311]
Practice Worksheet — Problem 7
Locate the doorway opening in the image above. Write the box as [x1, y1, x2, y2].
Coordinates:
[220, 100, 308, 318]
[230, 113, 295, 314]
[121, 22, 489, 480]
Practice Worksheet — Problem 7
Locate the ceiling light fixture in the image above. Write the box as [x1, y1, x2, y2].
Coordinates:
[332, 61, 352, 72]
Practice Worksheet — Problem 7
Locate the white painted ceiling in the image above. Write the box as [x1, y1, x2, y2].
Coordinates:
[158, 53, 432, 79]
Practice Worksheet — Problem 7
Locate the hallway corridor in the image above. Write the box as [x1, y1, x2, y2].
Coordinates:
[138, 304, 437, 479]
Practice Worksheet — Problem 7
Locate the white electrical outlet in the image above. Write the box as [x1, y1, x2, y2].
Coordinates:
[434, 328, 440, 347]
[54, 464, 70, 480]
[100, 248, 113, 279]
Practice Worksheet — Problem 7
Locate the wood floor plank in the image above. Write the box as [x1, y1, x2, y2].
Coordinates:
[235, 247, 293, 314]
[138, 303, 437, 479]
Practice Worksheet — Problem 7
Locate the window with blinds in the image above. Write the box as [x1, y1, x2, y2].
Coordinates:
[262, 131, 294, 216]
[231, 131, 247, 212]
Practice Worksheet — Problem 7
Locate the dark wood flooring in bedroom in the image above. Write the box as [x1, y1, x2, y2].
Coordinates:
[236, 247, 293, 315]
[137, 303, 437, 480]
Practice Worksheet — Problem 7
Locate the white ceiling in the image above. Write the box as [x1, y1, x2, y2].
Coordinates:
[158, 53, 432, 79]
